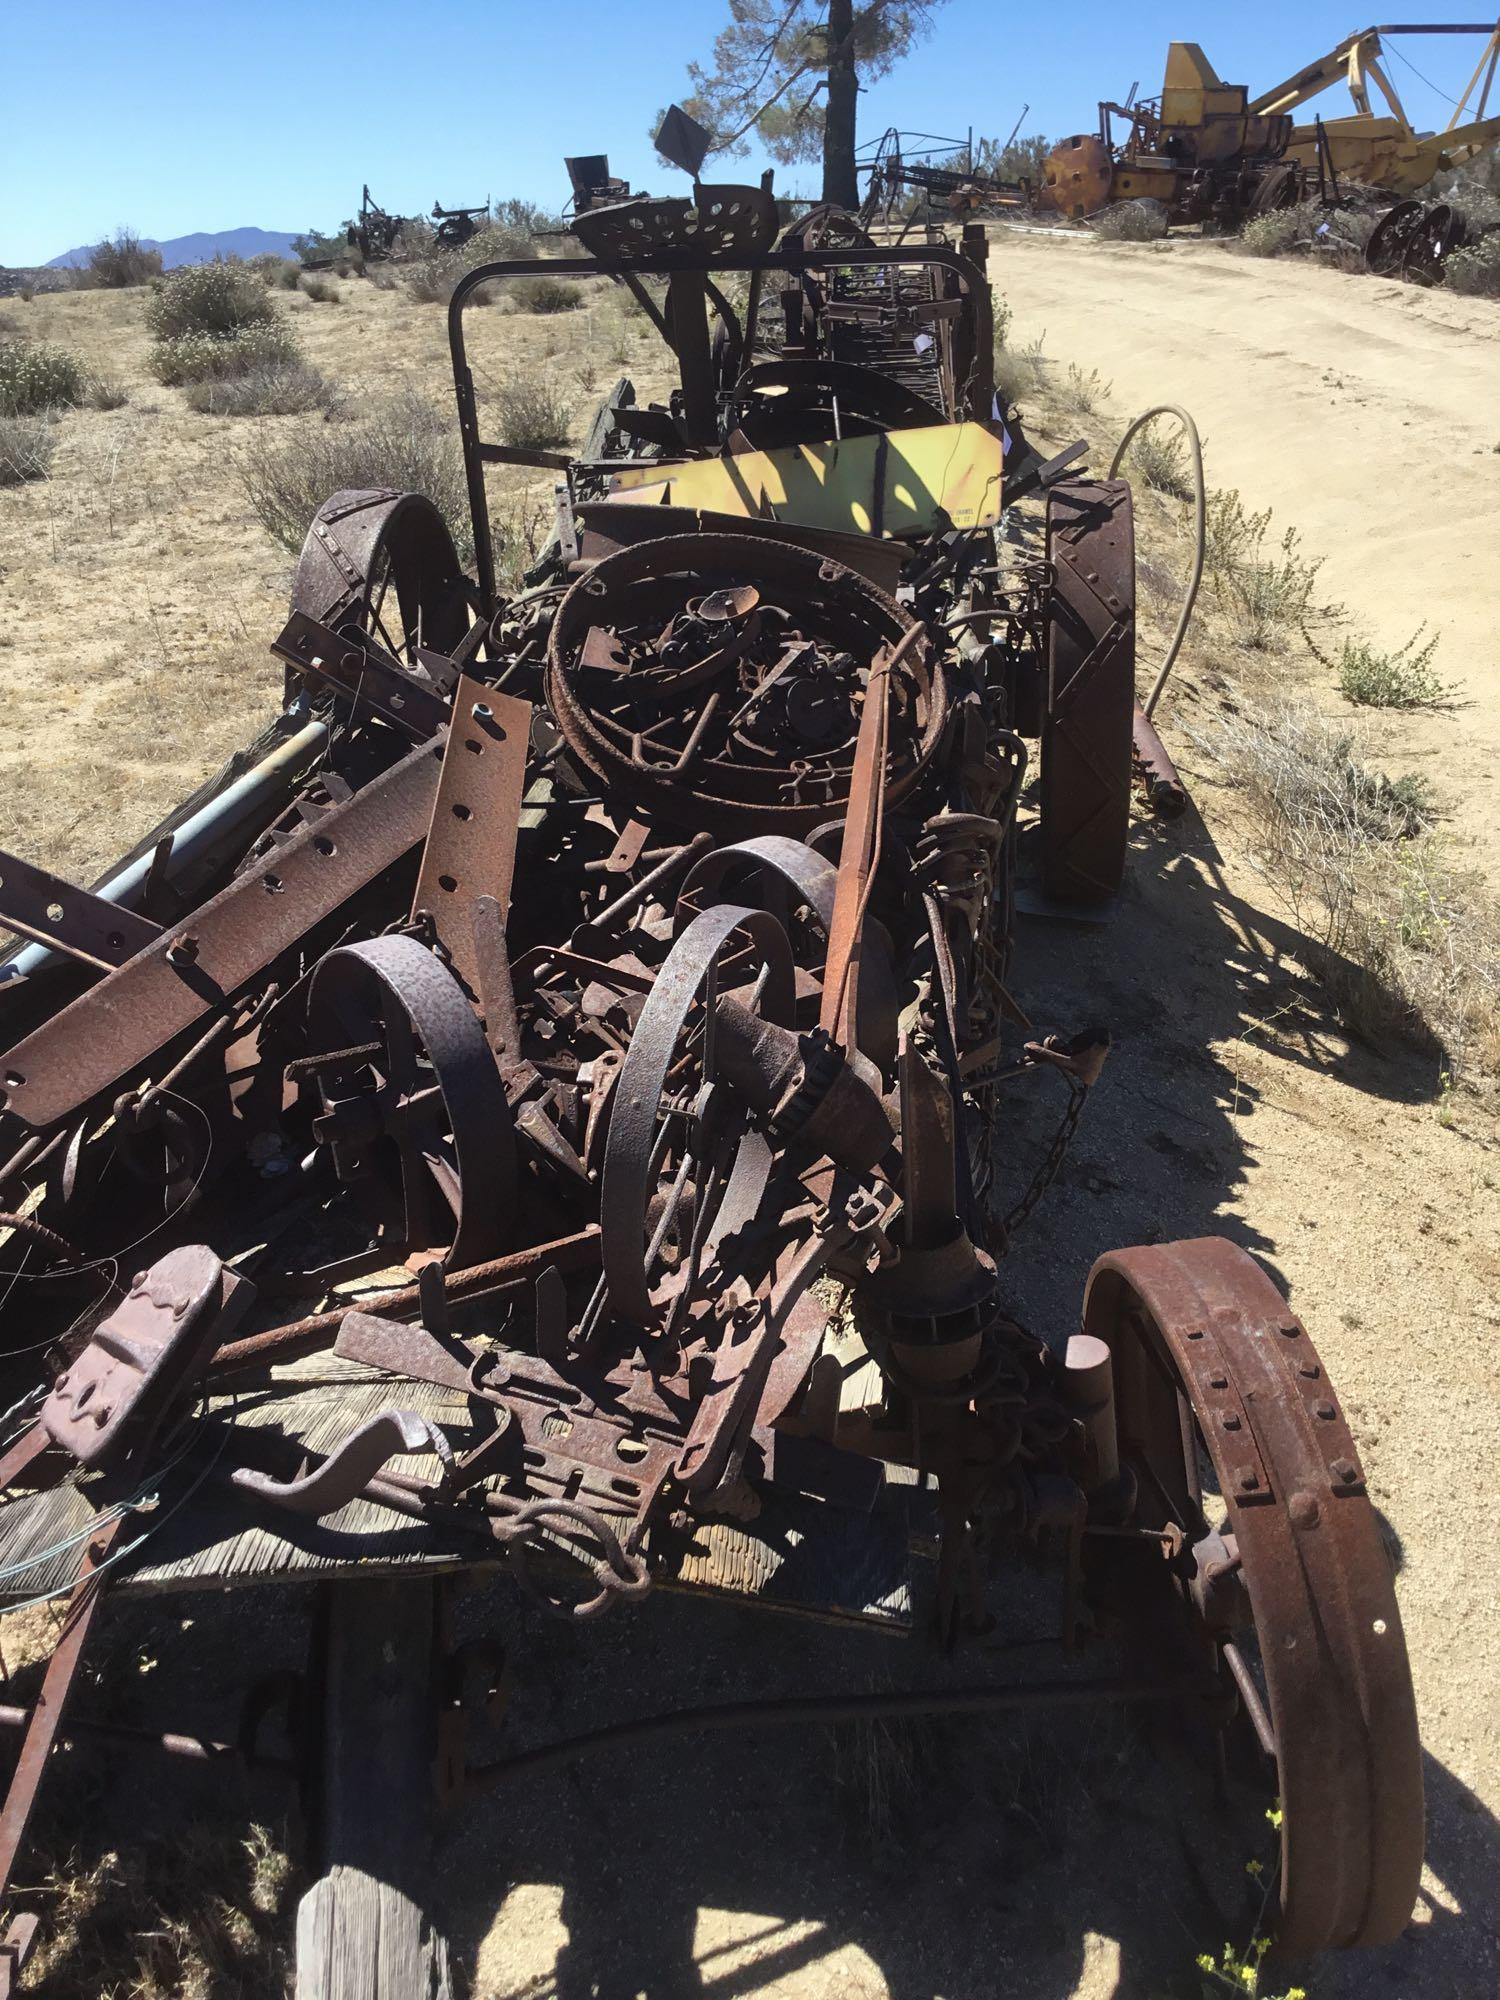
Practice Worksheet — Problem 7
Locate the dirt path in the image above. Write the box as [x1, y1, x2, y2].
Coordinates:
[990, 229, 1500, 888]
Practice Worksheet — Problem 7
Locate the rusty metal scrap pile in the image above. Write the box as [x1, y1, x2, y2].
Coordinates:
[0, 183, 1423, 1974]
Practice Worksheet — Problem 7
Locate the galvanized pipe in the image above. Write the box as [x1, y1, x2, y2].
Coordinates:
[0, 716, 329, 985]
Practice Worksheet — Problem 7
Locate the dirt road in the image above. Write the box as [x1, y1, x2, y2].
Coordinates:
[992, 229, 1500, 886]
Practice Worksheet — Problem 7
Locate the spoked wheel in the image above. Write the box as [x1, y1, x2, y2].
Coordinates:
[1403, 203, 1466, 287]
[1040, 478, 1136, 903]
[1366, 200, 1422, 276]
[1083, 1237, 1423, 1954]
[599, 904, 795, 1330]
[289, 488, 470, 668]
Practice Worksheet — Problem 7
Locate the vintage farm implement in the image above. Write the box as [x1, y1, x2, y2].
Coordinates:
[0, 184, 1421, 1988]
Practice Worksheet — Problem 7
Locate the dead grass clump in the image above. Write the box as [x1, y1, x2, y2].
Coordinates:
[1093, 199, 1168, 242]
[1336, 627, 1454, 710]
[297, 273, 341, 304]
[80, 229, 163, 288]
[504, 271, 583, 314]
[1204, 487, 1342, 652]
[82, 372, 129, 410]
[1205, 701, 1499, 1069]
[492, 373, 573, 450]
[0, 413, 56, 485]
[249, 254, 302, 289]
[1444, 231, 1500, 297]
[186, 358, 339, 417]
[238, 385, 474, 560]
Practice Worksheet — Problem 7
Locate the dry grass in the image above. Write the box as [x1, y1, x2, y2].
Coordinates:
[77, 229, 163, 289]
[296, 273, 341, 305]
[1200, 702, 1498, 1070]
[1054, 362, 1112, 419]
[1092, 200, 1168, 242]
[1203, 487, 1342, 653]
[185, 359, 340, 417]
[0, 413, 56, 485]
[1445, 231, 1500, 297]
[491, 372, 573, 450]
[237, 384, 473, 560]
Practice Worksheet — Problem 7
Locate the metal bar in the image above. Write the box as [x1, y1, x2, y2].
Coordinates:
[208, 1226, 601, 1375]
[0, 1516, 123, 1902]
[0, 1704, 295, 1773]
[0, 736, 443, 1132]
[0, 852, 160, 971]
[466, 1675, 1224, 1788]
[411, 679, 531, 996]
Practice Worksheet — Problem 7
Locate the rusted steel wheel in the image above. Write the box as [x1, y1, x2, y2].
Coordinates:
[289, 488, 469, 669]
[1040, 479, 1136, 902]
[1083, 1237, 1423, 1955]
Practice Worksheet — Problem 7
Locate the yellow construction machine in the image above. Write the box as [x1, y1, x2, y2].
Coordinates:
[1042, 21, 1500, 224]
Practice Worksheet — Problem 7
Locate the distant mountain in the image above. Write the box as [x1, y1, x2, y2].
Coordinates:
[46, 227, 303, 271]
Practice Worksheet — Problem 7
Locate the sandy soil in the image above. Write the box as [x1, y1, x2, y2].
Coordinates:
[1, 254, 1498, 1998]
[989, 227, 1500, 890]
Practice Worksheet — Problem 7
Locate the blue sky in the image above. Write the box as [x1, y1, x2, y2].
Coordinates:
[4, 2, 1488, 264]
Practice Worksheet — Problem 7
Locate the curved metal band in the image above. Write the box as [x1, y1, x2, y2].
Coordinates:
[1083, 1236, 1423, 1955]
[308, 934, 514, 1272]
[600, 905, 795, 1328]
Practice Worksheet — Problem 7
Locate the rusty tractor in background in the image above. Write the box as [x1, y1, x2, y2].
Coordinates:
[0, 174, 1423, 1986]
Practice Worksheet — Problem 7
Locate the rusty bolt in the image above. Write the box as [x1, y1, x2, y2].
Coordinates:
[166, 935, 199, 966]
[1289, 1492, 1320, 1528]
[1237, 1469, 1260, 1493]
[1331, 1458, 1359, 1485]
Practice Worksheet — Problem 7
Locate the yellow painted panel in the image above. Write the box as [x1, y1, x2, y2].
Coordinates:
[607, 423, 1004, 537]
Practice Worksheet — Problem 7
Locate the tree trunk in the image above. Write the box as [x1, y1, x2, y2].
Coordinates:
[822, 0, 860, 209]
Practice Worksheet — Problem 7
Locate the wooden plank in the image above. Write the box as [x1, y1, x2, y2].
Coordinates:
[295, 1577, 453, 2000]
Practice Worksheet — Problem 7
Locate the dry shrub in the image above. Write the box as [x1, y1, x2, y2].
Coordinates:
[1093, 199, 1168, 242]
[1204, 487, 1341, 652]
[238, 385, 474, 560]
[0, 339, 86, 414]
[83, 373, 128, 410]
[1128, 421, 1193, 499]
[145, 262, 276, 339]
[1204, 701, 1498, 1070]
[504, 271, 582, 314]
[148, 321, 300, 386]
[0, 413, 56, 485]
[1336, 627, 1453, 710]
[405, 255, 465, 304]
[1240, 201, 1374, 268]
[1056, 362, 1111, 417]
[297, 273, 341, 304]
[186, 359, 339, 417]
[491, 372, 573, 450]
[81, 229, 163, 288]
[1445, 231, 1500, 297]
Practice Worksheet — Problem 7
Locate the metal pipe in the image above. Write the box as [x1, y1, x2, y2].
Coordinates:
[0, 716, 329, 986]
[465, 1674, 1225, 1788]
[0, 1704, 295, 1774]
[1131, 703, 1189, 820]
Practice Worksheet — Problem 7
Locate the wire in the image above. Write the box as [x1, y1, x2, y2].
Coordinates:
[1108, 405, 1206, 719]
[1386, 40, 1463, 109]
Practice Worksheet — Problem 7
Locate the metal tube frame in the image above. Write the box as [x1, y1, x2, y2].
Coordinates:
[448, 244, 995, 617]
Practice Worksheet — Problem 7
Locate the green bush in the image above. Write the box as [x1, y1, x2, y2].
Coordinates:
[145, 262, 276, 339]
[0, 413, 56, 485]
[1336, 627, 1453, 709]
[149, 321, 300, 386]
[0, 339, 86, 415]
[82, 230, 163, 288]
